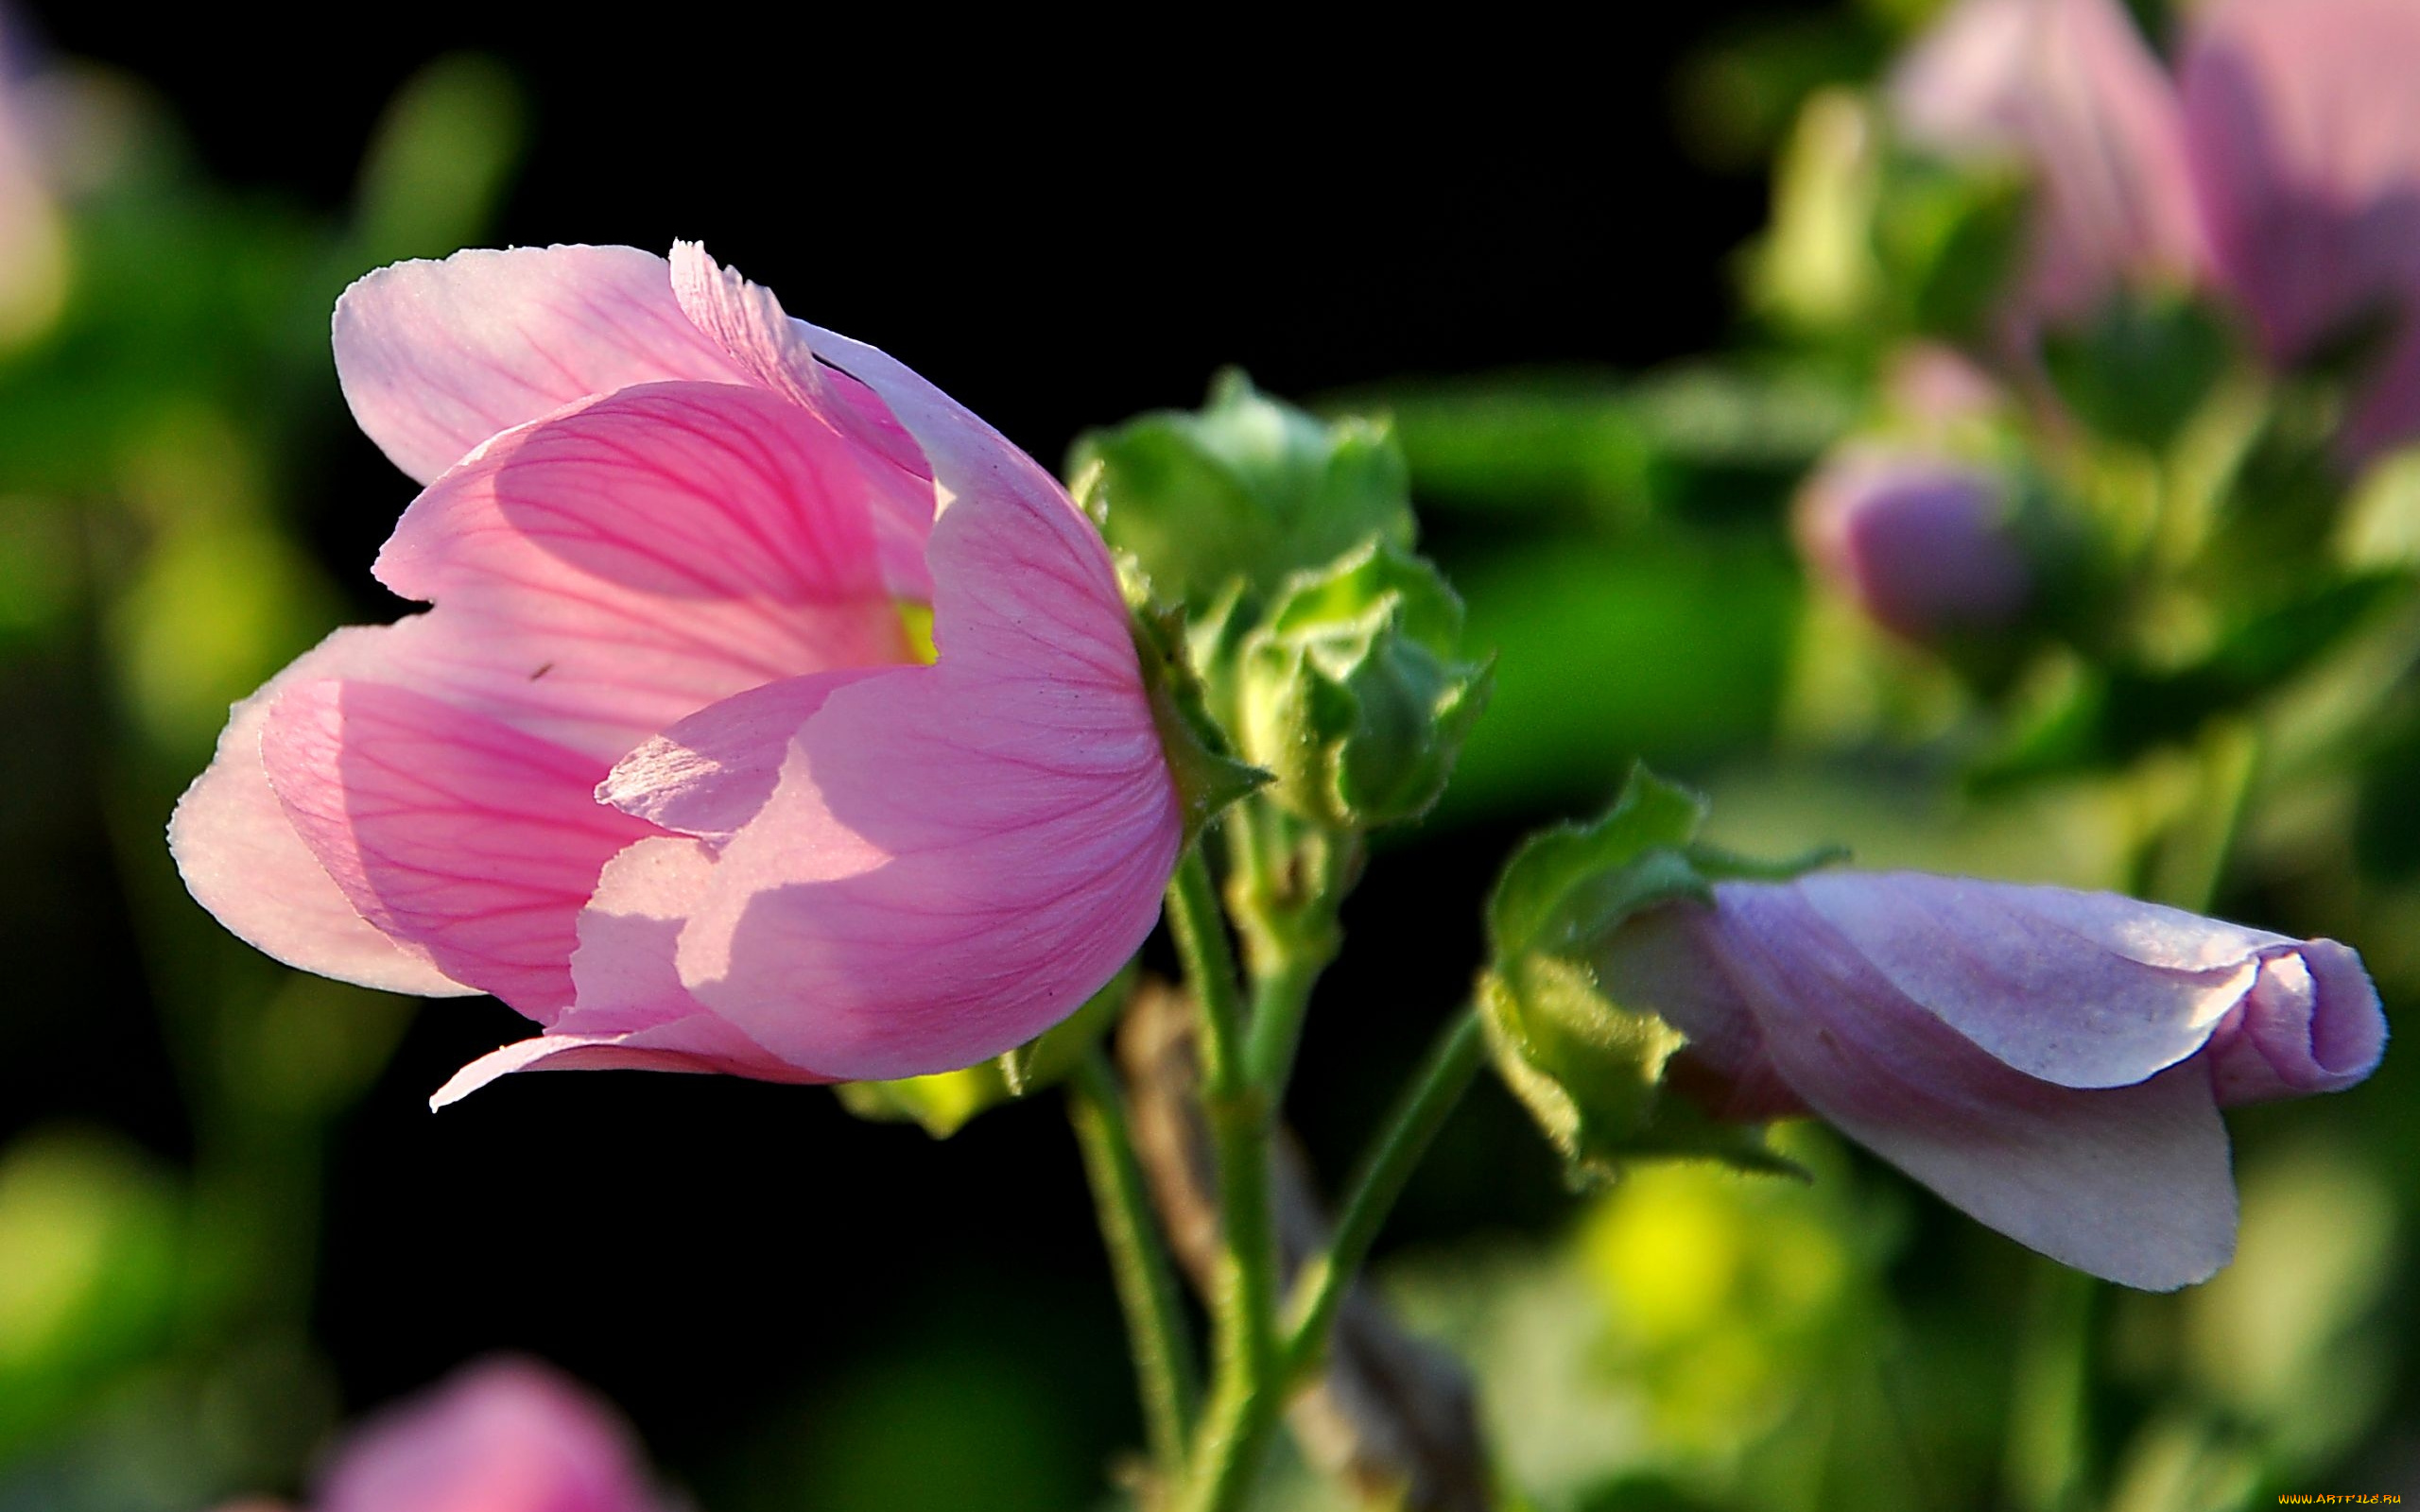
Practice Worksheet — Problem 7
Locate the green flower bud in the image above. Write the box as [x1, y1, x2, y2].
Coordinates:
[1233, 541, 1491, 830]
[1070, 370, 1414, 611]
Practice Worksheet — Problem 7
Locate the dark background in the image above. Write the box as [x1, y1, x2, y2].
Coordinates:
[6, 6, 1825, 1503]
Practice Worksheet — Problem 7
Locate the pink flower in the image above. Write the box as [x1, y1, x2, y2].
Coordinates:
[1891, 0, 2204, 328]
[1599, 872, 2387, 1289]
[2181, 0, 2420, 457]
[168, 244, 1183, 1102]
[1794, 448, 2029, 638]
[283, 1357, 670, 1512]
[1894, 0, 2420, 455]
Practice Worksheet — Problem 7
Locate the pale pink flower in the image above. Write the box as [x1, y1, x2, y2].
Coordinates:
[2181, 0, 2420, 457]
[1794, 448, 2029, 638]
[1894, 0, 2420, 457]
[1891, 0, 2204, 328]
[1600, 872, 2386, 1289]
[169, 244, 1183, 1102]
[315, 1357, 669, 1512]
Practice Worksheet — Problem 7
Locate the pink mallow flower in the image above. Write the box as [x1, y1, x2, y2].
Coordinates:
[2181, 0, 2420, 458]
[168, 244, 1183, 1104]
[1894, 0, 2420, 457]
[1599, 872, 2386, 1289]
[1890, 0, 2204, 329]
[1794, 448, 2030, 639]
[216, 1356, 676, 1512]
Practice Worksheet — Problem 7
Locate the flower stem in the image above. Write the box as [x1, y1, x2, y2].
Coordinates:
[1227, 811, 1354, 1095]
[1282, 1005, 1484, 1381]
[1168, 844, 1251, 1091]
[1069, 1047, 1201, 1481]
[1166, 843, 1284, 1512]
[2005, 1261, 2096, 1512]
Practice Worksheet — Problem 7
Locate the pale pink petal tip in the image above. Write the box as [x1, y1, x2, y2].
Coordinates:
[166, 629, 475, 1000]
[334, 244, 749, 485]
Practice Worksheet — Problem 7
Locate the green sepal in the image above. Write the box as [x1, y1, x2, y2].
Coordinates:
[1487, 765, 1714, 961]
[1070, 369, 1416, 611]
[1479, 765, 1839, 1185]
[835, 964, 1138, 1138]
[1479, 956, 1801, 1187]
[1235, 540, 1493, 830]
[1115, 548, 1271, 843]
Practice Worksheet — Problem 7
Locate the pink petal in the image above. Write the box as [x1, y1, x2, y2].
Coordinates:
[781, 303, 1086, 559]
[2205, 938, 2388, 1104]
[259, 679, 660, 1017]
[668, 243, 939, 599]
[1669, 889, 2237, 1289]
[596, 669, 890, 842]
[1794, 872, 2284, 1088]
[372, 381, 912, 763]
[2183, 0, 2420, 364]
[319, 1357, 666, 1512]
[631, 447, 1180, 1081]
[1894, 0, 2203, 324]
[429, 837, 832, 1106]
[334, 244, 753, 484]
[168, 627, 475, 999]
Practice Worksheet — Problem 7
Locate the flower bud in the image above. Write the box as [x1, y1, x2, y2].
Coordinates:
[1070, 369, 1415, 610]
[1794, 448, 2028, 639]
[1233, 541, 1490, 831]
[1594, 871, 2386, 1290]
[1479, 768, 2389, 1291]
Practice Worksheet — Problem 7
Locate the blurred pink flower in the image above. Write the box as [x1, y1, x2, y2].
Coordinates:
[2182, 0, 2420, 456]
[214, 1357, 672, 1512]
[170, 243, 1183, 1101]
[1601, 871, 2386, 1289]
[318, 1360, 669, 1512]
[1895, 0, 2420, 455]
[1891, 0, 2203, 327]
[1794, 447, 2029, 638]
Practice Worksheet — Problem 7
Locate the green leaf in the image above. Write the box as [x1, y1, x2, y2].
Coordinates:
[350, 55, 526, 266]
[1353, 364, 1855, 530]
[1440, 533, 1796, 818]
[1874, 152, 2030, 341]
[1071, 370, 1414, 610]
[2040, 287, 2232, 452]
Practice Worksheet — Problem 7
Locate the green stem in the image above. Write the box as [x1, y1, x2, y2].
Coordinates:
[1069, 1048, 1201, 1480]
[1282, 1005, 1485, 1381]
[2005, 1261, 2096, 1512]
[1241, 949, 1328, 1096]
[1169, 844, 1251, 1090]
[1167, 844, 1285, 1512]
[1234, 819, 1354, 1095]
